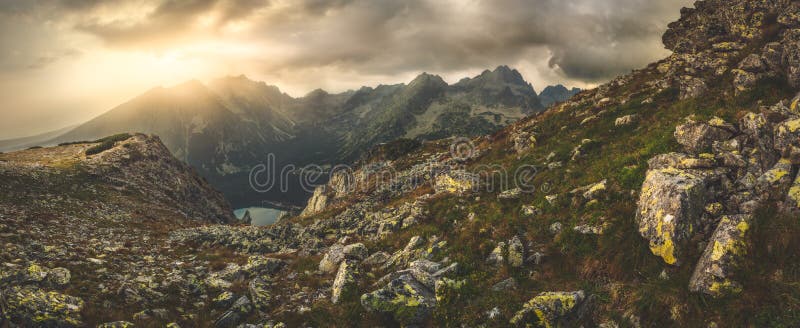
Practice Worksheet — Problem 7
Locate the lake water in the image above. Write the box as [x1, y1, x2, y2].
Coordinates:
[234, 207, 285, 226]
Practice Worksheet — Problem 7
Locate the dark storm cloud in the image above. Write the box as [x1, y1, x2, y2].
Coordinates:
[0, 0, 693, 82]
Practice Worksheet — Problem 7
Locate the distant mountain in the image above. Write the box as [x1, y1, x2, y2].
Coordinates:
[0, 124, 77, 152]
[538, 84, 581, 107]
[50, 66, 547, 207]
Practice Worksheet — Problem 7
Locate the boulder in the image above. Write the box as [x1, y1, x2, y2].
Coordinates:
[244, 256, 285, 276]
[45, 267, 71, 288]
[214, 296, 252, 328]
[363, 251, 390, 267]
[512, 131, 537, 154]
[3, 286, 84, 327]
[361, 274, 436, 326]
[343, 243, 369, 261]
[510, 291, 593, 327]
[498, 187, 523, 200]
[332, 259, 360, 304]
[486, 242, 505, 266]
[434, 170, 479, 194]
[614, 114, 638, 127]
[756, 158, 795, 198]
[491, 277, 518, 291]
[636, 167, 720, 265]
[507, 236, 526, 268]
[774, 119, 800, 159]
[689, 215, 752, 297]
[786, 173, 800, 211]
[319, 244, 345, 273]
[674, 120, 734, 153]
[248, 278, 272, 310]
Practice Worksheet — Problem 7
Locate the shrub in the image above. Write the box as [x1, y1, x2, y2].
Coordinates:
[85, 133, 133, 156]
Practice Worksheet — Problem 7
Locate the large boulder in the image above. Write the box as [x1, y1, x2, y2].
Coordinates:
[434, 170, 479, 194]
[636, 167, 720, 265]
[3, 286, 85, 327]
[689, 215, 752, 297]
[361, 274, 436, 326]
[332, 259, 359, 304]
[319, 244, 346, 274]
[509, 291, 594, 327]
[674, 120, 734, 153]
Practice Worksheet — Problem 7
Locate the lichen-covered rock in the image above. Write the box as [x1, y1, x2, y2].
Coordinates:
[637, 167, 720, 265]
[674, 120, 734, 153]
[248, 278, 272, 310]
[507, 236, 525, 268]
[756, 158, 795, 197]
[45, 267, 71, 288]
[319, 244, 346, 274]
[3, 286, 84, 327]
[615, 114, 638, 127]
[498, 187, 523, 199]
[648, 153, 715, 170]
[512, 131, 537, 154]
[486, 242, 505, 266]
[774, 119, 800, 158]
[244, 256, 285, 276]
[786, 173, 800, 211]
[332, 259, 360, 304]
[509, 291, 593, 328]
[361, 273, 436, 326]
[689, 215, 752, 297]
[343, 243, 369, 261]
[213, 296, 252, 328]
[363, 251, 391, 267]
[434, 170, 479, 194]
[677, 76, 707, 100]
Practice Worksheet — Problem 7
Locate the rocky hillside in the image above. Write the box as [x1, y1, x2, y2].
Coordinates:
[47, 66, 554, 208]
[4, 0, 800, 327]
[0, 133, 239, 326]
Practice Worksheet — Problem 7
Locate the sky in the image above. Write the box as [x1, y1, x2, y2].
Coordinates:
[0, 0, 694, 139]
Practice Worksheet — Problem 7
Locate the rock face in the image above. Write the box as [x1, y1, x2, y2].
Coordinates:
[510, 291, 593, 327]
[301, 185, 329, 217]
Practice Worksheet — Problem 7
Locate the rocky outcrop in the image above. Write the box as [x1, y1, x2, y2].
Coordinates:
[637, 96, 800, 295]
[300, 185, 328, 217]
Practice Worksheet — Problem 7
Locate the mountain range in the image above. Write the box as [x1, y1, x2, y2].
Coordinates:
[2, 66, 578, 208]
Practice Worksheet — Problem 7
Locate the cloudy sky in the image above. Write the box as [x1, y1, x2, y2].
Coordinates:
[0, 0, 693, 139]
